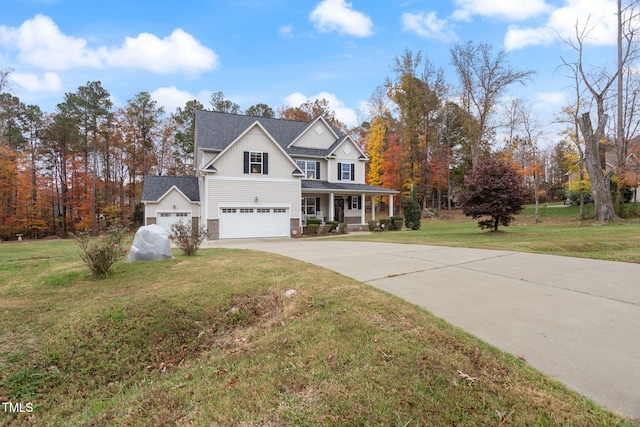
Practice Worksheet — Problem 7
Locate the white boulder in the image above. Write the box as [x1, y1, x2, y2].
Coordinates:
[127, 224, 173, 261]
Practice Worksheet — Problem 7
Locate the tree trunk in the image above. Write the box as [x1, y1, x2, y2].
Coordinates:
[577, 112, 615, 222]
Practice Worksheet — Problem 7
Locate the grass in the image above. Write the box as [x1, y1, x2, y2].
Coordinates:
[0, 239, 637, 426]
[346, 204, 640, 263]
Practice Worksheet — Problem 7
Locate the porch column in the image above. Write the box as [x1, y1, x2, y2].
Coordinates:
[361, 193, 366, 224]
[371, 195, 376, 221]
[329, 192, 335, 221]
[389, 194, 394, 217]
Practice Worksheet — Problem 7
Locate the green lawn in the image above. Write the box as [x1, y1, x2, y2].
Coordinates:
[344, 204, 640, 263]
[0, 238, 637, 426]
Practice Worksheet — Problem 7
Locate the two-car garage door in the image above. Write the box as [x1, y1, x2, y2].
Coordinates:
[219, 207, 290, 239]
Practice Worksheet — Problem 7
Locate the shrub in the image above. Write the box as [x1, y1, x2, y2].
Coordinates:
[367, 220, 377, 231]
[337, 222, 348, 234]
[403, 188, 422, 230]
[306, 217, 322, 226]
[73, 226, 128, 276]
[170, 220, 208, 256]
[390, 216, 404, 230]
[305, 224, 319, 234]
[379, 218, 391, 231]
[324, 221, 339, 233]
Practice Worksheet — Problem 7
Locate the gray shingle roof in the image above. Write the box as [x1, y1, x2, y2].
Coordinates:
[301, 180, 398, 194]
[195, 110, 347, 157]
[142, 176, 200, 202]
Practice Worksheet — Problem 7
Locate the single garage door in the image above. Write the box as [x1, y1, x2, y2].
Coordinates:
[156, 212, 191, 234]
[219, 207, 290, 239]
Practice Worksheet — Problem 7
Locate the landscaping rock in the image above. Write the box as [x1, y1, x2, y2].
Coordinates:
[127, 224, 173, 261]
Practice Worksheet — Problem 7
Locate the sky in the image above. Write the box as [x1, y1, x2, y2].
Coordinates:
[0, 0, 623, 147]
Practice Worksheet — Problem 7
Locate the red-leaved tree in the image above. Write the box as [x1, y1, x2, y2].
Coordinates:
[459, 157, 527, 231]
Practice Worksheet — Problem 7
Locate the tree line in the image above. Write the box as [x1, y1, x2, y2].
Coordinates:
[2, 7, 639, 240]
[0, 72, 349, 240]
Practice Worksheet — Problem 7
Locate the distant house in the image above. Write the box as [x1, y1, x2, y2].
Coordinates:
[141, 111, 398, 239]
[605, 137, 640, 202]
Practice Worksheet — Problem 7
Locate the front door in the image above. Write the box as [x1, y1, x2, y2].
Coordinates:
[334, 198, 344, 222]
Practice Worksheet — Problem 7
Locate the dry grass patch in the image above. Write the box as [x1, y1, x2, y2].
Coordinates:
[0, 241, 636, 426]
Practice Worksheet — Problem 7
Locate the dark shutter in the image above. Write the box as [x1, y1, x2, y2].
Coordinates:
[316, 161, 321, 179]
[315, 197, 321, 212]
[357, 195, 362, 210]
[347, 196, 352, 209]
[263, 152, 269, 175]
[350, 163, 355, 181]
[243, 151, 250, 174]
[337, 162, 342, 180]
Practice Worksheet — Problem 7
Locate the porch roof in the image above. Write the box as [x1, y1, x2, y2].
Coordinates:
[301, 180, 398, 195]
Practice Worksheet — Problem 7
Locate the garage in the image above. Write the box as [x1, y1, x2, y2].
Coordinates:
[156, 212, 191, 234]
[219, 207, 290, 239]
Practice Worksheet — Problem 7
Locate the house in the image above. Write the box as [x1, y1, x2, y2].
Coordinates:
[142, 111, 398, 239]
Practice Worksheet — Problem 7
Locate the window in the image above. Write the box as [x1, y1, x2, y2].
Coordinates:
[351, 196, 359, 210]
[244, 151, 269, 174]
[296, 160, 319, 179]
[176, 212, 189, 217]
[250, 152, 262, 174]
[273, 208, 287, 213]
[239, 208, 254, 213]
[257, 208, 270, 213]
[221, 208, 237, 213]
[338, 162, 354, 181]
[301, 197, 318, 216]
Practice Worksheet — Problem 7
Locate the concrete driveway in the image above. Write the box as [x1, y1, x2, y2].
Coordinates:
[205, 238, 640, 419]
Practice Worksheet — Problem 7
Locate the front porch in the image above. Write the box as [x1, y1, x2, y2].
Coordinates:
[300, 181, 399, 226]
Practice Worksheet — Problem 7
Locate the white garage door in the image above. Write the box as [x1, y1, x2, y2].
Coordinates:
[156, 212, 191, 234]
[219, 207, 290, 239]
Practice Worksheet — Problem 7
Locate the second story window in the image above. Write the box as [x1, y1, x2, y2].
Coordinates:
[296, 160, 320, 179]
[250, 152, 262, 174]
[244, 151, 269, 175]
[338, 162, 354, 181]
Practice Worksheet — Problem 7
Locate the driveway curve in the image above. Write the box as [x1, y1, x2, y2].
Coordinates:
[205, 238, 640, 419]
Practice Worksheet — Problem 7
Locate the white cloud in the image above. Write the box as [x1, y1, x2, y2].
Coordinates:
[151, 86, 211, 113]
[0, 14, 218, 75]
[279, 25, 293, 37]
[103, 29, 218, 75]
[310, 0, 374, 37]
[452, 0, 551, 22]
[283, 91, 358, 126]
[151, 86, 195, 113]
[402, 11, 458, 42]
[12, 71, 62, 92]
[504, 25, 555, 50]
[0, 14, 101, 69]
[536, 91, 567, 107]
[504, 0, 617, 50]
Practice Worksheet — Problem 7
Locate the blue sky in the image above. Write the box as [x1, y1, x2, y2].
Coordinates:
[1, 0, 621, 146]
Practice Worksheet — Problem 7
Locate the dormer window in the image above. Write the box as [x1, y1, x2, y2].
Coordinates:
[296, 160, 320, 179]
[243, 151, 269, 175]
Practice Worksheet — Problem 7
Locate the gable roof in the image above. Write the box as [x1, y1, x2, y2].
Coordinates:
[141, 176, 200, 202]
[195, 110, 347, 158]
[202, 120, 304, 174]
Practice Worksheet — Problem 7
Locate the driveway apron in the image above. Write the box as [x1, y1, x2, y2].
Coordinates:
[206, 238, 640, 419]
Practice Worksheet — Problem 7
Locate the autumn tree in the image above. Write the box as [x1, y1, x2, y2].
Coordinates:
[459, 156, 527, 231]
[450, 41, 535, 168]
[278, 98, 344, 130]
